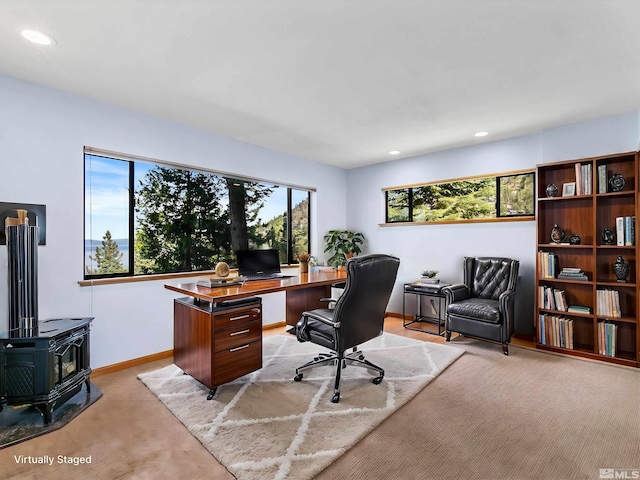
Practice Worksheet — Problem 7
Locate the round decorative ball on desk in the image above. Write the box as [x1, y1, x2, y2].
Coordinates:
[613, 256, 630, 283]
[214, 262, 230, 277]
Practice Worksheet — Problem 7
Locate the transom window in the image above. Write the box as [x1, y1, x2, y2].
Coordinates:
[384, 171, 535, 224]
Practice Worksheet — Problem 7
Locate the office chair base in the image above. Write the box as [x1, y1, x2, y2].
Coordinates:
[294, 349, 385, 403]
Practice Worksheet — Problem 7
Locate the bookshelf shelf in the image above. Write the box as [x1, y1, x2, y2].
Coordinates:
[536, 152, 639, 368]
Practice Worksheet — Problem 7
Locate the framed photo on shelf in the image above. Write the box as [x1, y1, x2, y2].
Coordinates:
[562, 182, 576, 197]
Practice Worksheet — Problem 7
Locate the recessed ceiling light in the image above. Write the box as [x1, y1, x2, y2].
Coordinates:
[474, 131, 489, 137]
[389, 150, 400, 155]
[21, 29, 56, 46]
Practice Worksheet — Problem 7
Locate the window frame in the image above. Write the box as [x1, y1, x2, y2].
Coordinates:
[382, 169, 535, 226]
[83, 147, 312, 281]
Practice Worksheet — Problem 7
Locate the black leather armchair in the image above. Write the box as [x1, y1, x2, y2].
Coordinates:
[442, 257, 519, 355]
[294, 254, 400, 403]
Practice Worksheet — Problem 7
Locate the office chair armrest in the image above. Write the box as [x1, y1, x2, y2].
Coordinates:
[302, 309, 339, 328]
[319, 297, 338, 307]
[442, 284, 469, 304]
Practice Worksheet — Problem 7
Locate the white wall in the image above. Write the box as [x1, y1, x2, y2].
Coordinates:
[346, 112, 639, 335]
[1, 72, 638, 366]
[0, 74, 347, 368]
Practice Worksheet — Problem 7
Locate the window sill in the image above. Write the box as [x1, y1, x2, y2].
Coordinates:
[379, 216, 535, 227]
[78, 264, 302, 287]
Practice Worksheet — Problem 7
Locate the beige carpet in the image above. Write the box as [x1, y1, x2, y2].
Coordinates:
[138, 333, 464, 480]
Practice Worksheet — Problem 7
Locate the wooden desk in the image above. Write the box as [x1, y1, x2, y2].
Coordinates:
[165, 269, 347, 326]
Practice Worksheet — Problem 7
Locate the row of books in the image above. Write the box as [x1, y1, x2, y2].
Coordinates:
[538, 314, 574, 349]
[615, 216, 636, 246]
[538, 286, 567, 311]
[575, 163, 592, 195]
[597, 321, 618, 357]
[596, 289, 622, 317]
[538, 286, 592, 313]
[537, 251, 558, 279]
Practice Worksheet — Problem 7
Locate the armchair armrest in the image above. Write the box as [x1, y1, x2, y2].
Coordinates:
[302, 309, 338, 328]
[442, 284, 469, 304]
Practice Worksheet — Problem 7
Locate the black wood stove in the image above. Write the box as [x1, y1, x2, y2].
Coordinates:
[0, 317, 93, 424]
[1, 210, 94, 425]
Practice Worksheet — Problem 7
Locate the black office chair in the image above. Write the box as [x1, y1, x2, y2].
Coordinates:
[442, 256, 519, 355]
[293, 254, 400, 403]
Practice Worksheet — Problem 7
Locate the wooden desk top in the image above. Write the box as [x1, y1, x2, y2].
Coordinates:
[164, 269, 347, 304]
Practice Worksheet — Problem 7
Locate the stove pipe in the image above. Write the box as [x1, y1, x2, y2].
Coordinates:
[6, 209, 38, 338]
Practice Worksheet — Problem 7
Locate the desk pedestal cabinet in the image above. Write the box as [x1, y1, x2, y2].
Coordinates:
[173, 297, 262, 399]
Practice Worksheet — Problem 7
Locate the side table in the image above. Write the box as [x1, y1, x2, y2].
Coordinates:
[402, 282, 450, 336]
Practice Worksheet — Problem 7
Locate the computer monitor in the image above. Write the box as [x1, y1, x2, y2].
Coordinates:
[236, 249, 282, 276]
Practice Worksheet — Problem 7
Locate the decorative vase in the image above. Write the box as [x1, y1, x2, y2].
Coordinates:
[569, 234, 581, 245]
[299, 261, 309, 274]
[602, 228, 615, 245]
[550, 224, 566, 244]
[545, 184, 559, 198]
[608, 173, 625, 192]
[613, 256, 629, 283]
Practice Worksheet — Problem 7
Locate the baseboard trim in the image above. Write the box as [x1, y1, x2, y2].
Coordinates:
[91, 350, 174, 377]
[386, 311, 410, 320]
[91, 322, 290, 377]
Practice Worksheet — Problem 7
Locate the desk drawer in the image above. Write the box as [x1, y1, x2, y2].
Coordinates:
[214, 306, 261, 330]
[214, 319, 262, 353]
[214, 340, 262, 386]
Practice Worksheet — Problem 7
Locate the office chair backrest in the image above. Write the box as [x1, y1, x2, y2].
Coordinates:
[464, 257, 519, 300]
[333, 253, 400, 348]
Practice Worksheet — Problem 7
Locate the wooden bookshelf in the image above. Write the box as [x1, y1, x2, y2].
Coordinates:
[535, 152, 639, 368]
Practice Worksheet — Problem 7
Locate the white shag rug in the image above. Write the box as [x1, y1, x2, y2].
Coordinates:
[138, 333, 464, 480]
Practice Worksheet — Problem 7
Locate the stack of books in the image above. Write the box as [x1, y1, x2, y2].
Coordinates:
[557, 267, 588, 281]
[567, 305, 591, 314]
[197, 276, 246, 287]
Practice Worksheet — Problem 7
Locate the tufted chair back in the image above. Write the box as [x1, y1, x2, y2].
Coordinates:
[464, 257, 519, 300]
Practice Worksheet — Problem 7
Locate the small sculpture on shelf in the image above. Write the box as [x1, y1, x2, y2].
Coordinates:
[613, 256, 630, 283]
[601, 228, 615, 245]
[545, 184, 559, 198]
[608, 173, 625, 192]
[569, 234, 581, 245]
[550, 224, 566, 244]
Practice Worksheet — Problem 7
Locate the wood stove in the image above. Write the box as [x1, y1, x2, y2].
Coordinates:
[0, 317, 93, 424]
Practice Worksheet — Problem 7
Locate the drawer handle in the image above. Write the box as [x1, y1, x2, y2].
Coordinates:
[229, 314, 250, 321]
[251, 308, 261, 313]
[230, 329, 250, 336]
[229, 344, 250, 352]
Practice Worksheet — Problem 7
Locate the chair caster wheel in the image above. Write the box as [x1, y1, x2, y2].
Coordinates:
[331, 393, 340, 403]
[359, 355, 365, 360]
[373, 376, 383, 385]
[294, 373, 303, 382]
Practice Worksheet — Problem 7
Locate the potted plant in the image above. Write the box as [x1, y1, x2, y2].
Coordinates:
[420, 269, 439, 284]
[323, 230, 365, 267]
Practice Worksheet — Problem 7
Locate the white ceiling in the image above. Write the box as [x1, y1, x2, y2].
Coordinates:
[2, 1, 640, 169]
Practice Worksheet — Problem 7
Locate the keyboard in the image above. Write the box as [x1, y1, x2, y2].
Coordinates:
[243, 273, 291, 281]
